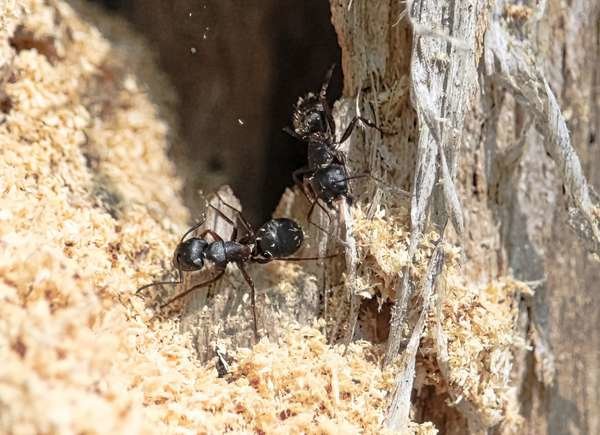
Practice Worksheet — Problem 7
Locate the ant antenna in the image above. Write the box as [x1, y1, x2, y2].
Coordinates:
[159, 270, 225, 309]
[180, 217, 207, 243]
[320, 64, 336, 100]
[135, 217, 206, 296]
[273, 252, 340, 262]
[135, 263, 183, 295]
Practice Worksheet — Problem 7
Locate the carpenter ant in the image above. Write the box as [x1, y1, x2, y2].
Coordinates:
[136, 196, 335, 341]
[284, 65, 385, 224]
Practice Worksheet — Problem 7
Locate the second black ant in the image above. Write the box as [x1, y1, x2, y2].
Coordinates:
[284, 65, 389, 224]
[136, 195, 336, 341]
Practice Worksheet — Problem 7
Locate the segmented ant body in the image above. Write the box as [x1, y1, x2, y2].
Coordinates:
[285, 66, 383, 222]
[173, 216, 303, 273]
[137, 197, 329, 340]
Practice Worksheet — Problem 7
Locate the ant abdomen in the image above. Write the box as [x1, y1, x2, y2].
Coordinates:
[310, 164, 349, 207]
[256, 218, 304, 258]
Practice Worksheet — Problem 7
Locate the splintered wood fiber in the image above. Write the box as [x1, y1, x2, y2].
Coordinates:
[0, 1, 533, 434]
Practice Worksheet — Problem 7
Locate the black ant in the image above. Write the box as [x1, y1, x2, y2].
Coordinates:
[136, 196, 335, 341]
[284, 65, 387, 223]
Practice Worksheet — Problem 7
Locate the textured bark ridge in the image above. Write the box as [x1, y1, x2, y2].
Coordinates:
[331, 0, 600, 433]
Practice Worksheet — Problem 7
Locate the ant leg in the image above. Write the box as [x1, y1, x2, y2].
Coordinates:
[136, 264, 184, 295]
[343, 173, 370, 182]
[320, 65, 336, 137]
[294, 173, 335, 237]
[271, 252, 341, 262]
[180, 218, 207, 243]
[325, 104, 336, 140]
[213, 193, 255, 237]
[306, 198, 339, 238]
[292, 166, 312, 182]
[337, 116, 394, 145]
[136, 278, 180, 295]
[209, 203, 236, 227]
[315, 200, 333, 223]
[320, 64, 335, 100]
[293, 168, 318, 206]
[306, 195, 334, 225]
[208, 204, 242, 241]
[214, 193, 242, 215]
[159, 269, 225, 309]
[197, 229, 224, 242]
[293, 167, 314, 187]
[337, 116, 361, 145]
[346, 172, 410, 197]
[306, 198, 324, 225]
[236, 262, 259, 342]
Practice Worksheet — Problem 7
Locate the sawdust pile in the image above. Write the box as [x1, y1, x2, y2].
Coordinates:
[418, 276, 531, 431]
[352, 204, 438, 302]
[0, 1, 531, 433]
[352, 207, 531, 430]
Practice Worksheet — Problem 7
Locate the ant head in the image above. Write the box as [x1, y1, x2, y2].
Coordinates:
[292, 93, 327, 137]
[173, 238, 209, 271]
[256, 218, 304, 259]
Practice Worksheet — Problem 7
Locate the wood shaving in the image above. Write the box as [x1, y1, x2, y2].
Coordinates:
[423, 275, 532, 430]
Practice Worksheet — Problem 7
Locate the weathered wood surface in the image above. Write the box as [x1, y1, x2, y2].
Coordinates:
[330, 0, 599, 433]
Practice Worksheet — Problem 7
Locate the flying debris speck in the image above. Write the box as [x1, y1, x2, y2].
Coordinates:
[237, 118, 245, 126]
[190, 47, 197, 54]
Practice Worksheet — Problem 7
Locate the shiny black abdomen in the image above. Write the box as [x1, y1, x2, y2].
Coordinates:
[256, 218, 304, 258]
[310, 163, 348, 207]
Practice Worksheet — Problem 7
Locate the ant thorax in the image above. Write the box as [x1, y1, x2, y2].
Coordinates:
[307, 141, 338, 169]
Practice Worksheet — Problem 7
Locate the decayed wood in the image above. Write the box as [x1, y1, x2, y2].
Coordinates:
[384, 0, 484, 366]
[0, 0, 21, 117]
[331, 0, 600, 433]
[484, 16, 600, 252]
[383, 243, 444, 431]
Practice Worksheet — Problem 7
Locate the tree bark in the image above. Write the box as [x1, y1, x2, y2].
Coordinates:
[330, 0, 599, 434]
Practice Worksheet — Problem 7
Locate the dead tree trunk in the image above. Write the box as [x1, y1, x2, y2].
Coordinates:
[330, 1, 600, 434]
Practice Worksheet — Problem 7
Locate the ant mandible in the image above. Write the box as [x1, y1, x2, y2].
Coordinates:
[136, 195, 335, 341]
